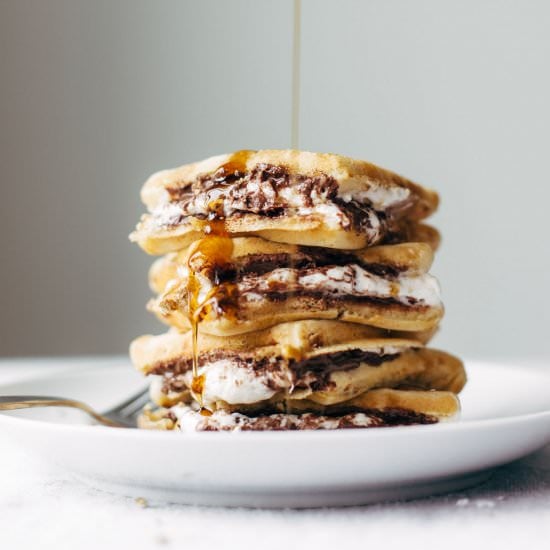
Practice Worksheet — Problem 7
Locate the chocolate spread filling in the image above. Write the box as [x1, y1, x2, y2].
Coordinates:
[166, 163, 338, 214]
[241, 288, 421, 308]
[194, 265, 425, 315]
[162, 163, 410, 234]
[151, 348, 403, 393]
[290, 350, 401, 392]
[197, 407, 437, 431]
[292, 349, 399, 378]
[213, 249, 404, 283]
[225, 264, 425, 309]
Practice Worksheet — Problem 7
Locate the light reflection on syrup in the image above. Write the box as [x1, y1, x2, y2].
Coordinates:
[291, 0, 301, 149]
[285, 0, 302, 412]
[184, 0, 302, 412]
[186, 219, 234, 415]
[217, 150, 250, 177]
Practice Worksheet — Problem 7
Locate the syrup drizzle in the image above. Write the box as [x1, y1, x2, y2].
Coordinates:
[285, 2, 302, 409]
[186, 216, 234, 415]
[186, 0, 302, 415]
[216, 150, 250, 177]
[291, 0, 301, 150]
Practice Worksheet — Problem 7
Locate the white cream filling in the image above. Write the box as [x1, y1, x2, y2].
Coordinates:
[150, 201, 186, 229]
[337, 185, 411, 210]
[297, 202, 349, 229]
[182, 359, 279, 407]
[148, 178, 405, 232]
[150, 196, 355, 232]
[278, 186, 328, 207]
[170, 404, 206, 432]
[169, 405, 379, 432]
[174, 344, 408, 407]
[166, 265, 440, 315]
[241, 266, 441, 307]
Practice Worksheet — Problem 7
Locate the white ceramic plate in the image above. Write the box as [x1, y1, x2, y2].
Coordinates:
[1, 359, 550, 508]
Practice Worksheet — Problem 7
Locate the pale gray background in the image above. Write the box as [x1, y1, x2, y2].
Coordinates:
[1, 0, 548, 359]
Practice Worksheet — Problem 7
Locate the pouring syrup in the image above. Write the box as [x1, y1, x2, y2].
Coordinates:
[186, 221, 234, 415]
[186, 0, 302, 415]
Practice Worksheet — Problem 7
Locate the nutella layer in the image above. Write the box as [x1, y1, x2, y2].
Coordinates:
[159, 263, 441, 312]
[208, 246, 413, 281]
[233, 265, 440, 307]
[144, 345, 466, 409]
[137, 385, 461, 431]
[149, 164, 406, 241]
[131, 150, 439, 252]
[165, 405, 438, 432]
[130, 323, 465, 409]
[149, 344, 409, 407]
[151, 240, 443, 335]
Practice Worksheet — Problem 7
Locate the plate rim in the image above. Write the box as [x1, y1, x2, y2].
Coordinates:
[1, 358, 550, 442]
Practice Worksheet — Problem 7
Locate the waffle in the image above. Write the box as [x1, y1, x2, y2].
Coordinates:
[129, 150, 465, 432]
[138, 387, 460, 432]
[130, 322, 465, 409]
[130, 150, 439, 253]
[148, 238, 444, 335]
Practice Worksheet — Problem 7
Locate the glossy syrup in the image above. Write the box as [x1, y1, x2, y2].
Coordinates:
[283, 0, 303, 414]
[217, 150, 251, 177]
[186, 0, 302, 414]
[186, 220, 234, 415]
[291, 0, 301, 149]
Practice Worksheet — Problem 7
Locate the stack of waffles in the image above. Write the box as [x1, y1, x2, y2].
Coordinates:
[129, 150, 465, 431]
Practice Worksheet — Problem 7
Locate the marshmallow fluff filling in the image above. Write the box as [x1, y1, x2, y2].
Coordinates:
[163, 403, 439, 431]
[150, 187, 384, 232]
[171, 264, 442, 310]
[153, 343, 410, 407]
[171, 406, 380, 431]
[148, 164, 413, 235]
[238, 266, 441, 306]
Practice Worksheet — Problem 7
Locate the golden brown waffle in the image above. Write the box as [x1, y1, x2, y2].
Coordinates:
[130, 320, 436, 375]
[148, 238, 443, 335]
[149, 238, 436, 293]
[137, 386, 460, 431]
[130, 150, 439, 253]
[130, 324, 465, 409]
[129, 150, 464, 432]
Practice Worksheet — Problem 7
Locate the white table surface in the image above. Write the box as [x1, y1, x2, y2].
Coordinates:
[1, 358, 550, 550]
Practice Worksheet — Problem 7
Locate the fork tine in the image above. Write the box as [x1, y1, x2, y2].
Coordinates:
[103, 386, 149, 416]
[118, 390, 151, 417]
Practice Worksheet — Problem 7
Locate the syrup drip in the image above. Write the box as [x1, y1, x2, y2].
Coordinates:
[217, 150, 251, 177]
[291, 0, 301, 149]
[285, 0, 303, 413]
[186, 219, 234, 415]
[185, 0, 302, 414]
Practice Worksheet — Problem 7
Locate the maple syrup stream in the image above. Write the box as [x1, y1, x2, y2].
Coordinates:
[188, 0, 301, 415]
[186, 156, 248, 415]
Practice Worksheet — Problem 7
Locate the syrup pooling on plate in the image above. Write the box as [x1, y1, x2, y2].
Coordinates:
[186, 220, 234, 415]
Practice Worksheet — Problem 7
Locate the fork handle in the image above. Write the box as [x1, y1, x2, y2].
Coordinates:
[0, 395, 123, 427]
